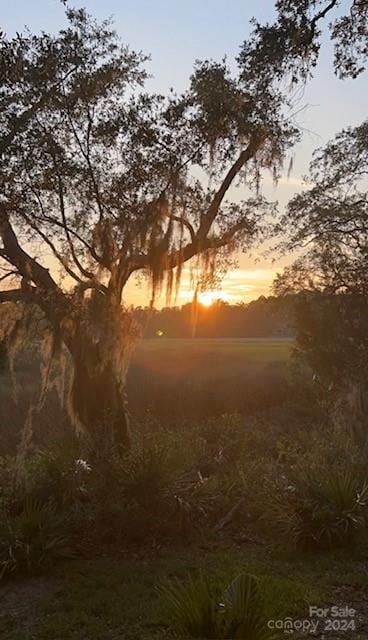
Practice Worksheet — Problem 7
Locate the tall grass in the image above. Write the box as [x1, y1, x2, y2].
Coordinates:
[161, 571, 275, 639]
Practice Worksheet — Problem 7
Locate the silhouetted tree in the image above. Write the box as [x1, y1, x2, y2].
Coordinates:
[276, 118, 368, 447]
[134, 297, 296, 338]
[0, 2, 359, 448]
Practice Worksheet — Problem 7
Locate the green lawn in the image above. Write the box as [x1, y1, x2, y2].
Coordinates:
[128, 338, 294, 419]
[3, 545, 368, 640]
[135, 337, 293, 361]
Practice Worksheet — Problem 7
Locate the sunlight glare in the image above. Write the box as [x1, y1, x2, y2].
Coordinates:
[198, 291, 230, 307]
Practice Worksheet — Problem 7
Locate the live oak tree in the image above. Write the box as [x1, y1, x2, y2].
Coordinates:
[0, 2, 359, 449]
[276, 120, 368, 294]
[275, 120, 368, 445]
[263, 0, 368, 444]
[239, 0, 368, 83]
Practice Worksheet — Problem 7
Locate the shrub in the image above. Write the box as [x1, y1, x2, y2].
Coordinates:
[117, 443, 225, 540]
[161, 571, 275, 639]
[0, 499, 72, 579]
[270, 470, 368, 550]
[23, 447, 89, 508]
[120, 444, 174, 510]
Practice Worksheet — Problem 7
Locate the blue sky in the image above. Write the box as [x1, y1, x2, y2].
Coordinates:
[2, 1, 367, 305]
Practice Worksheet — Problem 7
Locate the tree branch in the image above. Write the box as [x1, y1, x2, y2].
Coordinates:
[311, 0, 340, 28]
[65, 105, 105, 222]
[0, 270, 18, 284]
[197, 135, 262, 241]
[54, 166, 95, 280]
[167, 214, 196, 243]
[0, 206, 59, 293]
[0, 67, 77, 157]
[130, 218, 252, 275]
[0, 288, 24, 303]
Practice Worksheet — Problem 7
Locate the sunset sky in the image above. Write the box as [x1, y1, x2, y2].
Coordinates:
[3, 1, 368, 307]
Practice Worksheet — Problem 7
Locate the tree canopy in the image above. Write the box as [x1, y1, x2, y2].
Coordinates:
[240, 0, 368, 84]
[0, 1, 364, 446]
[2, 1, 363, 312]
[275, 119, 368, 295]
[0, 9, 294, 315]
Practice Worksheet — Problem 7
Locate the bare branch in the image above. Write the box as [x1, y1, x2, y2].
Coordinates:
[311, 0, 340, 30]
[167, 214, 196, 243]
[198, 135, 262, 241]
[54, 164, 96, 280]
[0, 288, 24, 303]
[65, 105, 105, 222]
[0, 206, 59, 293]
[23, 212, 85, 285]
[0, 270, 18, 284]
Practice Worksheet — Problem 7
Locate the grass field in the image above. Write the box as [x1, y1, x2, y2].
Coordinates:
[133, 337, 292, 362]
[128, 338, 294, 420]
[0, 337, 294, 453]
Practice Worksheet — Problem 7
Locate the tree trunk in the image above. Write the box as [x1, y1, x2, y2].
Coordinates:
[68, 333, 131, 450]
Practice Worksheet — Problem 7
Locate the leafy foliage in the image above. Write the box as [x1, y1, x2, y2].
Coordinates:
[0, 6, 302, 444]
[161, 571, 275, 639]
[1, 1, 365, 447]
[239, 0, 368, 88]
[133, 296, 296, 338]
[275, 119, 368, 447]
[22, 447, 88, 507]
[292, 293, 368, 387]
[276, 120, 368, 298]
[0, 386, 367, 578]
[270, 470, 368, 550]
[120, 444, 173, 509]
[0, 499, 71, 579]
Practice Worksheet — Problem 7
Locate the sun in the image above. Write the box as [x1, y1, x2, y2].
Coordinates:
[198, 291, 229, 307]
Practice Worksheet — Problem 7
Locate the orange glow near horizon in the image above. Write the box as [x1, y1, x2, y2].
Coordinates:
[122, 266, 281, 308]
[197, 291, 232, 307]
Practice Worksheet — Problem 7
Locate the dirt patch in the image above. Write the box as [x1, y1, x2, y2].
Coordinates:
[0, 576, 60, 638]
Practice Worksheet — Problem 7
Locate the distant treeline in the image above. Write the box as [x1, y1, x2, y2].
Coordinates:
[132, 295, 297, 338]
